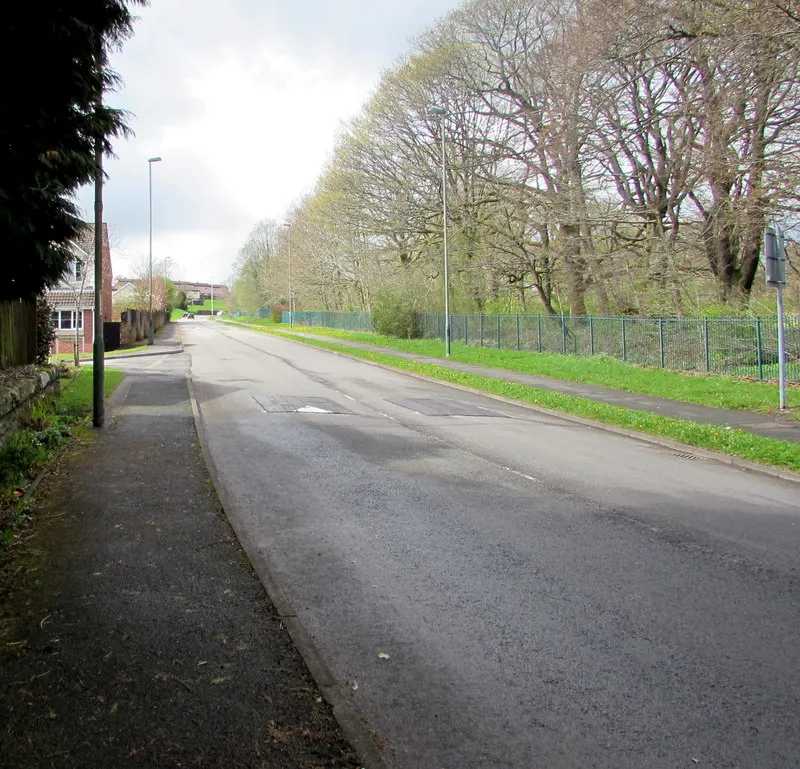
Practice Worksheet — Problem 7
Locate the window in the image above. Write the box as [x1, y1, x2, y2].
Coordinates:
[51, 310, 83, 330]
[74, 260, 83, 282]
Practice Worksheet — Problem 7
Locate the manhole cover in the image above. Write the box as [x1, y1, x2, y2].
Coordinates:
[387, 397, 505, 417]
[253, 396, 355, 415]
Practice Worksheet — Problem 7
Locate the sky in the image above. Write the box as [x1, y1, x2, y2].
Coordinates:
[77, 0, 461, 285]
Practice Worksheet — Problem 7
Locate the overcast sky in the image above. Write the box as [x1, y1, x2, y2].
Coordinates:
[78, 0, 461, 284]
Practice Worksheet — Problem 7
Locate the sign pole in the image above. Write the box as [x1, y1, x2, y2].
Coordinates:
[764, 224, 788, 411]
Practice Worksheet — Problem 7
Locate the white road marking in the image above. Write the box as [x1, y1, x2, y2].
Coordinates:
[502, 466, 541, 484]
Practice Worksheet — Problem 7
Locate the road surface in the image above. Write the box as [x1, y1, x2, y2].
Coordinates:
[181, 319, 800, 769]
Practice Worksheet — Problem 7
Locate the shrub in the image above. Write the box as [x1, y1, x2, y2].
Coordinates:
[371, 291, 421, 339]
[271, 306, 283, 323]
[36, 294, 55, 364]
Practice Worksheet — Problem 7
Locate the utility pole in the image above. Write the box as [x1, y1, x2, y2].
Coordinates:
[92, 42, 105, 428]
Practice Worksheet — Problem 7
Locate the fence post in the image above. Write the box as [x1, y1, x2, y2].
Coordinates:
[589, 316, 595, 356]
[659, 318, 666, 368]
[537, 315, 543, 353]
[622, 317, 627, 362]
[480, 314, 484, 348]
[704, 318, 711, 372]
[516, 315, 521, 351]
[561, 315, 567, 355]
[465, 315, 469, 346]
[497, 315, 501, 349]
[756, 317, 764, 381]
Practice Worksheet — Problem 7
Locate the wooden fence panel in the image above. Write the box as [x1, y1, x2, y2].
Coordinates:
[0, 298, 38, 368]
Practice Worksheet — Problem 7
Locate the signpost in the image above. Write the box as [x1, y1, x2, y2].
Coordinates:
[764, 224, 788, 411]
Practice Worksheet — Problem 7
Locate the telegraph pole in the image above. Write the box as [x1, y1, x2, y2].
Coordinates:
[92, 42, 105, 428]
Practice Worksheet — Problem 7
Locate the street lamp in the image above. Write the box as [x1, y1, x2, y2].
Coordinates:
[429, 106, 451, 356]
[281, 222, 293, 329]
[147, 155, 162, 345]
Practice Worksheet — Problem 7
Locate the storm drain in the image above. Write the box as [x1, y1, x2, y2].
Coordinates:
[386, 397, 506, 417]
[253, 396, 355, 415]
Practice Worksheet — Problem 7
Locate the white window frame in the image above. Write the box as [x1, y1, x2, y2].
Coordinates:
[51, 310, 84, 331]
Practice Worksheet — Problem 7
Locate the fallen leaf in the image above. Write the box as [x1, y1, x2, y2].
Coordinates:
[377, 652, 390, 660]
[210, 676, 227, 685]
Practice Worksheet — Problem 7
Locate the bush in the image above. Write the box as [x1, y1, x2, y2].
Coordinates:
[371, 292, 421, 339]
[36, 294, 55, 364]
[271, 306, 283, 323]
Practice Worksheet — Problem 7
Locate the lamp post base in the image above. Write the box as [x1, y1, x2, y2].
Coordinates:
[147, 325, 154, 345]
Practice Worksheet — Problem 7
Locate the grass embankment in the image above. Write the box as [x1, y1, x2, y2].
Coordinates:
[187, 299, 225, 313]
[0, 367, 124, 545]
[223, 318, 800, 473]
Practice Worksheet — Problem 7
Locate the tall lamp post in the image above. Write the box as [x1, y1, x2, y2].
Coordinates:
[147, 156, 162, 345]
[282, 222, 293, 329]
[429, 106, 451, 356]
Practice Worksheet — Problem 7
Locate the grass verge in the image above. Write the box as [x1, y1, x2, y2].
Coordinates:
[228, 321, 800, 474]
[226, 319, 798, 414]
[0, 367, 125, 546]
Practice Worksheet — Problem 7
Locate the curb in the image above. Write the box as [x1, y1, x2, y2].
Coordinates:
[184, 374, 390, 769]
[265, 332, 800, 487]
[68, 346, 184, 363]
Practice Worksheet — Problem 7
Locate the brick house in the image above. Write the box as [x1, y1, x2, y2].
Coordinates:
[46, 223, 113, 356]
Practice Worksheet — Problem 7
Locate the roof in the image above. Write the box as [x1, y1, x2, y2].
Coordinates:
[47, 290, 95, 309]
[69, 222, 107, 258]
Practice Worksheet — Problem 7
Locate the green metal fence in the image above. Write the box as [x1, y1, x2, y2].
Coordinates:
[284, 310, 374, 332]
[281, 310, 800, 383]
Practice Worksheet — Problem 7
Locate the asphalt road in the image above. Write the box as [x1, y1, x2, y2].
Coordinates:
[182, 318, 800, 769]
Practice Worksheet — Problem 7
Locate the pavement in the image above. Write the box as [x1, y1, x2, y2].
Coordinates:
[269, 326, 800, 444]
[0, 339, 362, 768]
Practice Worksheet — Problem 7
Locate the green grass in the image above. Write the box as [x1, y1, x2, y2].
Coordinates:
[0, 367, 125, 545]
[225, 320, 800, 473]
[57, 367, 125, 419]
[231, 321, 797, 414]
[187, 299, 225, 313]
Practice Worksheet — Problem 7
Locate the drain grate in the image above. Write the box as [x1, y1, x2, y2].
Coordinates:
[253, 396, 355, 415]
[673, 452, 700, 460]
[387, 397, 506, 418]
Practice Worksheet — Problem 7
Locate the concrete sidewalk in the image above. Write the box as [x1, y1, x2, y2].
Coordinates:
[0, 353, 362, 768]
[274, 327, 800, 444]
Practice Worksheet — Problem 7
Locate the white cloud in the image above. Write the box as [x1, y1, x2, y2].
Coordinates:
[78, 0, 462, 284]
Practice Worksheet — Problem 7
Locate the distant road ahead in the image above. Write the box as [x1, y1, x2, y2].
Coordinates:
[183, 319, 800, 769]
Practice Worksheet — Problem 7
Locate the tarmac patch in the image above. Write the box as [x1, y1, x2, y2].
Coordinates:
[253, 395, 355, 415]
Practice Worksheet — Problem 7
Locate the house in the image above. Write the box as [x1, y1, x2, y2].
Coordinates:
[45, 223, 113, 356]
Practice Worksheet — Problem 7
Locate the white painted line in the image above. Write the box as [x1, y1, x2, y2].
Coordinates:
[297, 406, 332, 414]
[502, 466, 541, 484]
[343, 394, 356, 401]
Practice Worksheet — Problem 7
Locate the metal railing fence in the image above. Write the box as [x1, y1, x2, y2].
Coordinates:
[274, 310, 799, 383]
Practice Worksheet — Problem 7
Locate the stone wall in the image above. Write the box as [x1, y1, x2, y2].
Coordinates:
[0, 366, 60, 448]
